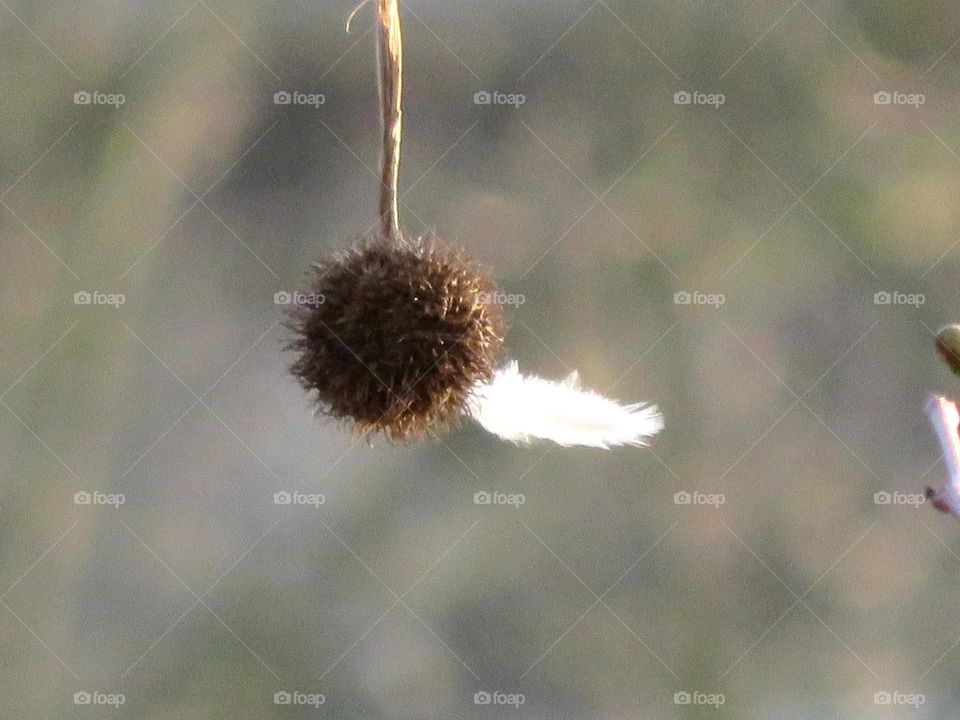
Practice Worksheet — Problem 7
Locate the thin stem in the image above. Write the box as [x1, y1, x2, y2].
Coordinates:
[377, 0, 403, 241]
[927, 394, 960, 491]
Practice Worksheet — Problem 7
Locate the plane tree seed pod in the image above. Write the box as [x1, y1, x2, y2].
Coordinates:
[288, 236, 505, 441]
[286, 0, 662, 449]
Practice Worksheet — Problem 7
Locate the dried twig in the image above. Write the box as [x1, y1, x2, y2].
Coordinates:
[376, 0, 403, 241]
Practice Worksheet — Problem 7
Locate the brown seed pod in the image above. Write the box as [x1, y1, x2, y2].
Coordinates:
[936, 324, 960, 376]
[287, 235, 505, 441]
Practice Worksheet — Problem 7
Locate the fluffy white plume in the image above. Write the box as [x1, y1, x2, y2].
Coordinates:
[468, 361, 663, 449]
[925, 394, 960, 518]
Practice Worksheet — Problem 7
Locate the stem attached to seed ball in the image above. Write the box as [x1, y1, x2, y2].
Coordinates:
[288, 0, 664, 449]
[377, 0, 402, 242]
[288, 0, 507, 442]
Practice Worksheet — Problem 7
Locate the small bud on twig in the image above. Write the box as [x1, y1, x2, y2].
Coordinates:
[935, 325, 960, 375]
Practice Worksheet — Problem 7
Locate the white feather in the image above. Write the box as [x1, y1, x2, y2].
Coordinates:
[467, 361, 663, 449]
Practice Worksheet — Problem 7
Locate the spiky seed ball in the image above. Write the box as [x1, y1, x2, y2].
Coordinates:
[288, 236, 505, 441]
[936, 324, 960, 375]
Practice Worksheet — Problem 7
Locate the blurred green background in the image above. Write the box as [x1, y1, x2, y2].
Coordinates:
[3, 0, 960, 717]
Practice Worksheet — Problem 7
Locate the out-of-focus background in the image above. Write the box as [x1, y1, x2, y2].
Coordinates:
[3, 0, 960, 717]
